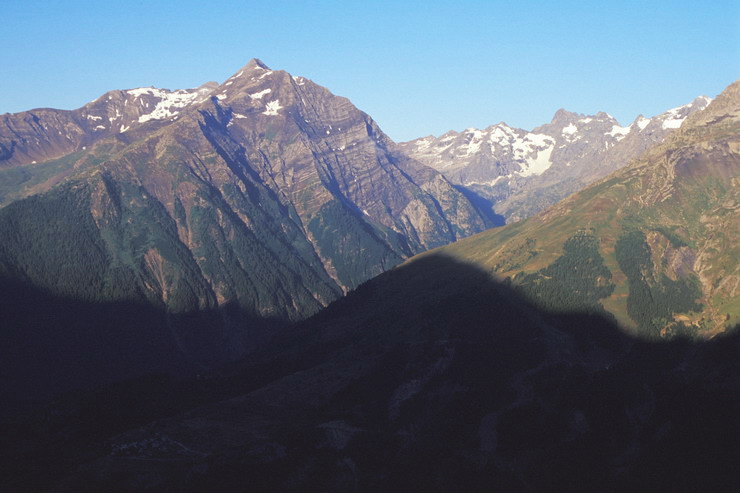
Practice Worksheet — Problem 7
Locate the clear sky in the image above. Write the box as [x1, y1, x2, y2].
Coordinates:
[2, 0, 738, 141]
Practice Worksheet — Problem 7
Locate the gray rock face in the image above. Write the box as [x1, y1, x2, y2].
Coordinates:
[204, 59, 488, 258]
[398, 97, 712, 222]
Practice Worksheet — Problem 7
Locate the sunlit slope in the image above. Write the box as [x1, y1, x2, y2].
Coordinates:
[422, 81, 739, 338]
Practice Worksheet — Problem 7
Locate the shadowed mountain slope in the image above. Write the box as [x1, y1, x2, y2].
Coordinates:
[10, 254, 737, 492]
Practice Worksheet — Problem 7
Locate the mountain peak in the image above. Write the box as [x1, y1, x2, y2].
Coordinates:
[222, 59, 273, 83]
[199, 81, 220, 91]
[694, 95, 712, 106]
[244, 58, 271, 71]
[550, 108, 582, 125]
[594, 111, 617, 123]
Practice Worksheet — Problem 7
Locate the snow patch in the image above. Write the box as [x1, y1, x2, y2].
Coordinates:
[606, 124, 632, 140]
[464, 129, 485, 156]
[658, 101, 700, 130]
[129, 87, 211, 123]
[635, 116, 651, 130]
[262, 100, 283, 116]
[562, 123, 578, 136]
[662, 117, 685, 129]
[489, 125, 516, 144]
[249, 88, 272, 100]
[86, 115, 102, 121]
[127, 87, 158, 97]
[415, 138, 432, 150]
[515, 134, 555, 177]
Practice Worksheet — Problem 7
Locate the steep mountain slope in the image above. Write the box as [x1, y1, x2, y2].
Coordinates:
[28, 255, 739, 492]
[0, 82, 217, 196]
[425, 81, 739, 338]
[399, 96, 711, 222]
[0, 59, 488, 402]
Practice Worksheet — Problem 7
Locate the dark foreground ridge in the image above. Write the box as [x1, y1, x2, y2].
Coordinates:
[0, 275, 290, 411]
[2, 254, 738, 492]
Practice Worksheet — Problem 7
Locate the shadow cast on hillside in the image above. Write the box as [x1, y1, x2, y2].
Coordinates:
[204, 254, 740, 493]
[0, 276, 289, 414]
[1, 254, 738, 492]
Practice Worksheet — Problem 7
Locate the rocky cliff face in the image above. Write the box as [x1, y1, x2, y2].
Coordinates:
[196, 59, 488, 257]
[0, 59, 488, 399]
[398, 96, 712, 222]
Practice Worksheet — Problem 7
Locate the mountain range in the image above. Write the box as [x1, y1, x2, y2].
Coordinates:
[0, 59, 738, 492]
[399, 96, 712, 222]
[27, 78, 737, 493]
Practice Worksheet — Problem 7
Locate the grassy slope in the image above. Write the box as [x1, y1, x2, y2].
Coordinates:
[415, 82, 740, 337]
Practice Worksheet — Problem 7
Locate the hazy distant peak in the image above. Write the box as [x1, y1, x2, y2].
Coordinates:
[550, 108, 583, 125]
[594, 111, 617, 123]
[230, 58, 272, 79]
[199, 81, 220, 91]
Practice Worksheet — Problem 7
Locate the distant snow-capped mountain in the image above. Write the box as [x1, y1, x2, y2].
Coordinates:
[397, 96, 712, 222]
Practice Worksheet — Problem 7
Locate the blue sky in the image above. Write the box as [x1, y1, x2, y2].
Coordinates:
[2, 0, 738, 141]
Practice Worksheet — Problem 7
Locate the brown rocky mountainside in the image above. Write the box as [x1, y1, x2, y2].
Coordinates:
[0, 82, 218, 168]
[0, 59, 489, 402]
